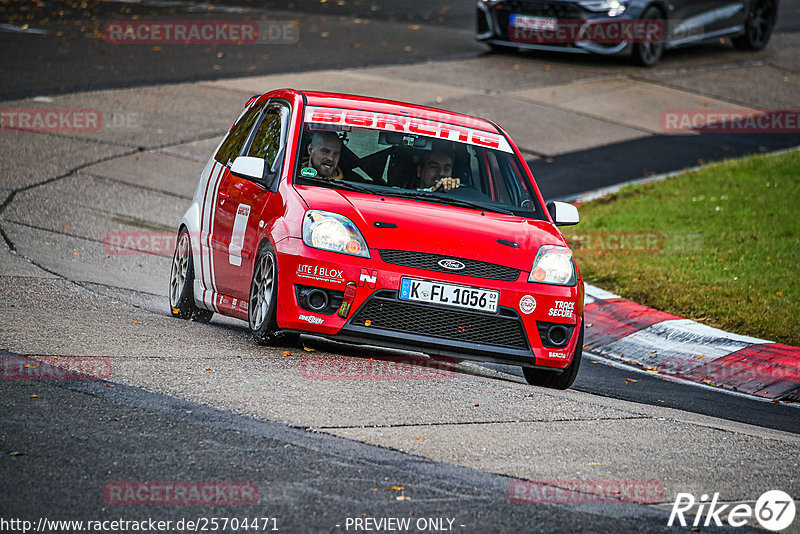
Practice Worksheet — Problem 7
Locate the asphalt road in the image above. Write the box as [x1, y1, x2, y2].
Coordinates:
[1, 1, 799, 533]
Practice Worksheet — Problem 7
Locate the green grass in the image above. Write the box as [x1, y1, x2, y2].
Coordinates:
[567, 150, 800, 346]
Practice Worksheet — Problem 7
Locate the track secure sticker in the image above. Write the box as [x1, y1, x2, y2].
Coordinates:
[548, 300, 575, 318]
[301, 167, 317, 177]
[519, 295, 537, 315]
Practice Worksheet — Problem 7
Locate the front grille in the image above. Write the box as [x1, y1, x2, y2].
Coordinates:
[499, 0, 583, 19]
[379, 249, 520, 281]
[350, 292, 529, 349]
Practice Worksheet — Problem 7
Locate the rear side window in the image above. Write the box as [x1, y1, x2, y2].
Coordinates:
[214, 100, 266, 167]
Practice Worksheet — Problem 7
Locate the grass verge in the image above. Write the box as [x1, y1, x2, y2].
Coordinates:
[567, 149, 800, 346]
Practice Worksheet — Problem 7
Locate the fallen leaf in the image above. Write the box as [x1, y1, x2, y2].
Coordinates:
[9, 451, 26, 456]
[107, 384, 115, 388]
[281, 350, 291, 356]
[657, 400, 665, 403]
[396, 495, 411, 501]
[303, 346, 315, 352]
[29, 394, 39, 398]
[625, 378, 638, 383]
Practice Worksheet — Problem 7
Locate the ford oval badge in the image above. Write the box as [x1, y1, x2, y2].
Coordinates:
[438, 259, 465, 271]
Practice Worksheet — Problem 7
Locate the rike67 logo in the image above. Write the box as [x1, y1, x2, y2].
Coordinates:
[669, 490, 795, 531]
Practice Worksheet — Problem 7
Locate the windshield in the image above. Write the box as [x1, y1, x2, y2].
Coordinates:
[293, 106, 545, 219]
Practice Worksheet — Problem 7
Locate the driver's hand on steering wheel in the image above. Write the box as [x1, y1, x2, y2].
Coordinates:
[431, 177, 461, 192]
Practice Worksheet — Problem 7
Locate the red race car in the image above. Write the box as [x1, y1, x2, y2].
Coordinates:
[169, 89, 584, 389]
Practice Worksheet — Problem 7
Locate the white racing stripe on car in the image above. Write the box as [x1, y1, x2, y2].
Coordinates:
[201, 161, 224, 313]
[209, 164, 225, 313]
[198, 160, 216, 310]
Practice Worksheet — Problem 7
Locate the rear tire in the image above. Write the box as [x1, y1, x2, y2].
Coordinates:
[522, 322, 584, 389]
[248, 240, 281, 345]
[732, 0, 777, 51]
[169, 229, 213, 323]
[630, 7, 665, 66]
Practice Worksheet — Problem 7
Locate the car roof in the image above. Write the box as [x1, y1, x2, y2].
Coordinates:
[294, 90, 503, 135]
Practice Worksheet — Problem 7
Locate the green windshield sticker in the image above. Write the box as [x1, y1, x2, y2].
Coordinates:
[301, 167, 317, 177]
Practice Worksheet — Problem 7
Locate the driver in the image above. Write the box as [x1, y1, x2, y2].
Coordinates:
[303, 131, 343, 179]
[416, 148, 460, 192]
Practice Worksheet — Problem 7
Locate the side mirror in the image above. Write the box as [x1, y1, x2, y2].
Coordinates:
[230, 156, 265, 182]
[546, 200, 579, 226]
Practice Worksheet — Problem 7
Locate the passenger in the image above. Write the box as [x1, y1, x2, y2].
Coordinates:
[416, 148, 460, 192]
[303, 131, 343, 179]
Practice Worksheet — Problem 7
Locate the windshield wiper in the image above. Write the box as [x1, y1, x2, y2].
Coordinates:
[386, 190, 515, 215]
[296, 175, 374, 195]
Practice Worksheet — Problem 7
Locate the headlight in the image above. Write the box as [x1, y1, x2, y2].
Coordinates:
[528, 245, 576, 286]
[302, 210, 370, 258]
[578, 0, 627, 16]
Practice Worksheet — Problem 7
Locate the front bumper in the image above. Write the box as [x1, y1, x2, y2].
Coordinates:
[275, 237, 583, 370]
[476, 0, 636, 56]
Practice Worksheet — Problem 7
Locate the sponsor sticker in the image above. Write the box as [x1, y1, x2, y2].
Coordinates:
[297, 263, 344, 284]
[301, 167, 317, 177]
[358, 268, 377, 289]
[304, 106, 514, 153]
[519, 295, 537, 315]
[548, 300, 575, 318]
[298, 314, 324, 325]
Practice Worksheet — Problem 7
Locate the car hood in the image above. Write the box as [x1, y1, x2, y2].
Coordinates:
[295, 186, 567, 272]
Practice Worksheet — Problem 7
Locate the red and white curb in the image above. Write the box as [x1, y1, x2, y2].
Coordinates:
[583, 283, 800, 401]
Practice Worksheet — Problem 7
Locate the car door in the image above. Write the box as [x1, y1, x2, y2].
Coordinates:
[666, 0, 745, 42]
[210, 100, 290, 305]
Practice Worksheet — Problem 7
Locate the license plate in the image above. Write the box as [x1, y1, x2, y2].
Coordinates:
[510, 14, 557, 31]
[399, 278, 499, 314]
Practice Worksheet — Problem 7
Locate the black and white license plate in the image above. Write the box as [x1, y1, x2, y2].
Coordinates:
[510, 14, 558, 31]
[399, 278, 499, 313]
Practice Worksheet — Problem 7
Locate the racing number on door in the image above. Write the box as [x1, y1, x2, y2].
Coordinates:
[228, 203, 251, 266]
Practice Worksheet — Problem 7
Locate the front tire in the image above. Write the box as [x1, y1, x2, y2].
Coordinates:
[630, 7, 665, 67]
[732, 0, 777, 51]
[248, 240, 280, 344]
[522, 322, 584, 390]
[169, 229, 213, 323]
